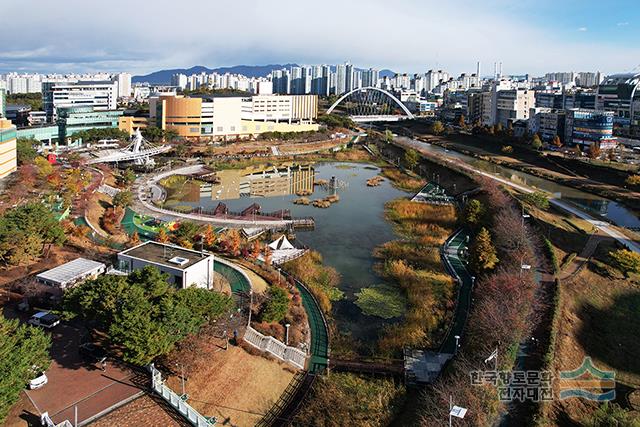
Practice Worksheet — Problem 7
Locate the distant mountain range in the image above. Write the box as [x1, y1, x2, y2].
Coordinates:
[133, 64, 396, 84]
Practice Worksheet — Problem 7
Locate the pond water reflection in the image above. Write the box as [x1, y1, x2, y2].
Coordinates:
[178, 162, 410, 343]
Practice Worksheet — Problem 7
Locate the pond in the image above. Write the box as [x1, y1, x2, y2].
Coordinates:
[174, 162, 410, 343]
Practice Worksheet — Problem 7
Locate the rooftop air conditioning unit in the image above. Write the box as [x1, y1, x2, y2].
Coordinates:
[168, 256, 189, 266]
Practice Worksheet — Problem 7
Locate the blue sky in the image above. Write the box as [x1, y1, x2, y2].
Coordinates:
[0, 0, 639, 76]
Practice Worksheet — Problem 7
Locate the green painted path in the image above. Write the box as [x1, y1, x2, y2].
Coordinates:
[213, 259, 251, 294]
[440, 228, 474, 354]
[282, 271, 330, 373]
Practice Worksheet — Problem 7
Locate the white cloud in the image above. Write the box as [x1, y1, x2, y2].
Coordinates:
[0, 0, 638, 76]
[617, 22, 629, 26]
[578, 27, 588, 32]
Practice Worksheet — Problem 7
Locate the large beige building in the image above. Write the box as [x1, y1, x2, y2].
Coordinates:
[145, 93, 319, 140]
[0, 118, 17, 179]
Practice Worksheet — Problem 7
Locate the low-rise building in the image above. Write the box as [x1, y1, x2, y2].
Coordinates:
[492, 88, 535, 127]
[528, 108, 566, 142]
[36, 258, 106, 289]
[43, 80, 118, 122]
[148, 93, 319, 140]
[16, 106, 123, 143]
[565, 109, 616, 149]
[117, 241, 214, 289]
[0, 118, 17, 179]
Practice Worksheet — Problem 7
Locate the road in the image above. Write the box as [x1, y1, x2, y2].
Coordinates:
[397, 138, 640, 253]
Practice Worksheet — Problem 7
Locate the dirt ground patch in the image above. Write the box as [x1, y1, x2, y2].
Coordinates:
[238, 266, 269, 294]
[550, 265, 640, 424]
[166, 344, 295, 427]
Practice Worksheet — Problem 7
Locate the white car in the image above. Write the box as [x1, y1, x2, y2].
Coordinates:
[27, 312, 61, 329]
[29, 372, 48, 389]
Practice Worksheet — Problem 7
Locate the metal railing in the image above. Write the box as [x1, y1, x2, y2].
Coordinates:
[149, 364, 215, 427]
[243, 326, 307, 369]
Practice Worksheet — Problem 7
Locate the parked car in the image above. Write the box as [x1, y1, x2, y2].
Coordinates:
[79, 343, 108, 362]
[29, 371, 48, 389]
[27, 312, 60, 329]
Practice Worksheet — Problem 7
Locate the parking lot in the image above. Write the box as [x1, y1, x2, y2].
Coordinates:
[20, 320, 146, 425]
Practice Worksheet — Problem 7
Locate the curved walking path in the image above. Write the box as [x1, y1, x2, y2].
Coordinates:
[396, 139, 640, 253]
[557, 233, 603, 280]
[131, 165, 300, 228]
[439, 228, 474, 354]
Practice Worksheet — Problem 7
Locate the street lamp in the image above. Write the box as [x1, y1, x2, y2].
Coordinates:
[285, 323, 291, 346]
[175, 363, 186, 398]
[277, 267, 282, 284]
[454, 335, 460, 352]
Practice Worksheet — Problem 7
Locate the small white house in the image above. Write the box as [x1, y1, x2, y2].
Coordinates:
[117, 241, 214, 289]
[36, 258, 106, 289]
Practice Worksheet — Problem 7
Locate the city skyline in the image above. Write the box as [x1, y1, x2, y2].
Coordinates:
[1, 0, 639, 76]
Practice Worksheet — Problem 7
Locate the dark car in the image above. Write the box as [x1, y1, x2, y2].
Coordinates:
[79, 343, 108, 362]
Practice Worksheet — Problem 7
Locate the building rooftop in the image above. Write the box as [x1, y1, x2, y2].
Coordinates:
[119, 241, 211, 270]
[36, 258, 106, 285]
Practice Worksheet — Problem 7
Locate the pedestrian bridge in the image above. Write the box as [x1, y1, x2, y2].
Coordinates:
[327, 87, 415, 122]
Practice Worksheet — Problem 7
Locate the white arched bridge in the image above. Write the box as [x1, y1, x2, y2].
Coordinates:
[327, 86, 415, 122]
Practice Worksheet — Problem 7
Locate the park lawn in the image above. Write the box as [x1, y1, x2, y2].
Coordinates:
[166, 343, 295, 427]
[550, 259, 640, 424]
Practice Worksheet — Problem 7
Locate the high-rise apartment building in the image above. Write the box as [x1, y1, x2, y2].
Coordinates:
[114, 72, 132, 97]
[425, 70, 450, 93]
[336, 64, 347, 95]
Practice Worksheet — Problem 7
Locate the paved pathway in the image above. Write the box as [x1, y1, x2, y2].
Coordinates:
[131, 165, 299, 228]
[396, 139, 640, 253]
[558, 234, 603, 280]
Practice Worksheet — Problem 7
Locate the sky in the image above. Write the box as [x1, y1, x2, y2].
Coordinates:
[1, 0, 640, 77]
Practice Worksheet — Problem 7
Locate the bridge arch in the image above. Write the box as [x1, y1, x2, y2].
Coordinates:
[326, 86, 415, 119]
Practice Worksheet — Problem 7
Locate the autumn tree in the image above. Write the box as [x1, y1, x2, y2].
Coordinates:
[155, 228, 170, 243]
[463, 199, 485, 228]
[625, 174, 640, 188]
[552, 135, 563, 148]
[117, 168, 136, 188]
[172, 221, 200, 248]
[201, 224, 217, 248]
[34, 156, 53, 177]
[384, 129, 394, 143]
[222, 229, 242, 256]
[609, 249, 640, 277]
[128, 231, 140, 247]
[531, 134, 542, 150]
[457, 114, 466, 129]
[112, 190, 133, 208]
[470, 227, 499, 273]
[404, 148, 419, 171]
[588, 144, 601, 159]
[431, 121, 445, 135]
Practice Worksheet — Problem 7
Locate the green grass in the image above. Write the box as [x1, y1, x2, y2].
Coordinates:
[355, 284, 407, 319]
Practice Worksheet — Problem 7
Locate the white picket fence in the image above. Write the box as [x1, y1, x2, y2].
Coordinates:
[244, 326, 307, 369]
[149, 364, 215, 427]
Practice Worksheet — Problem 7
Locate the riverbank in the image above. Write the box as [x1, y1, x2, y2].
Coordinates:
[415, 132, 640, 217]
